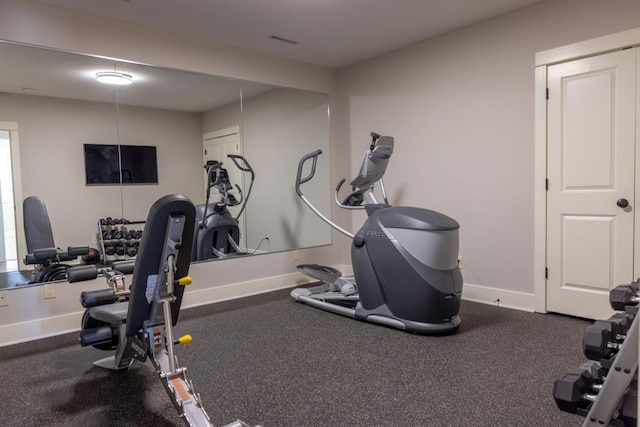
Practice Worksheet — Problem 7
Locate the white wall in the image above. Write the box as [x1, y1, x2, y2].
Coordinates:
[0, 94, 203, 248]
[337, 0, 640, 304]
[0, 94, 121, 247]
[117, 104, 204, 220]
[203, 89, 333, 253]
[0, 0, 343, 345]
[239, 88, 332, 252]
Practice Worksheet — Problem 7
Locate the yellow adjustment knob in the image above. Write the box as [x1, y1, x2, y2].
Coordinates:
[177, 335, 192, 345]
[177, 276, 192, 286]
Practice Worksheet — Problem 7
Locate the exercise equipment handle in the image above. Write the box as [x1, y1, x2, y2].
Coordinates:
[228, 154, 254, 174]
[296, 149, 322, 197]
[228, 154, 255, 220]
[295, 150, 354, 239]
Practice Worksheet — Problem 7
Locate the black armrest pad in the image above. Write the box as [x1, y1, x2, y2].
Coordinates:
[110, 260, 136, 275]
[31, 247, 57, 263]
[67, 245, 90, 257]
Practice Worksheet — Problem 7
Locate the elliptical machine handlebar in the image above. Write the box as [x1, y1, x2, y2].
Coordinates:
[295, 149, 354, 239]
[228, 154, 254, 175]
[227, 154, 254, 219]
[296, 149, 322, 197]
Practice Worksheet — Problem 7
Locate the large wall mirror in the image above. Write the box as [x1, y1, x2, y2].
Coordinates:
[0, 41, 331, 289]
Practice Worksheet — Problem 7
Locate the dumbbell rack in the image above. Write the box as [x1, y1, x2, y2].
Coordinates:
[96, 219, 145, 264]
[583, 312, 637, 426]
[553, 281, 639, 427]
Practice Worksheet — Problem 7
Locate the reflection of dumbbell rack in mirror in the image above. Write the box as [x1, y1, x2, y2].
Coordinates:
[97, 217, 145, 264]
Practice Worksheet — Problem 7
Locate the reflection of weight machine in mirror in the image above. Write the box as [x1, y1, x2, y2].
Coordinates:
[22, 196, 89, 282]
[192, 155, 256, 261]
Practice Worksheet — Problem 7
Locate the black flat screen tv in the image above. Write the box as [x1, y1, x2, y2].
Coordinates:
[84, 144, 158, 185]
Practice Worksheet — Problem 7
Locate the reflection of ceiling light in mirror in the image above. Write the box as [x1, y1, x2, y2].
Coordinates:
[95, 71, 133, 85]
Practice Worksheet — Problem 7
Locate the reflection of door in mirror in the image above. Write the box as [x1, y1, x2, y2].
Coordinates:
[202, 127, 247, 251]
[0, 123, 20, 273]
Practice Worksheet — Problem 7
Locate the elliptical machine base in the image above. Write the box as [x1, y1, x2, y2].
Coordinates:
[291, 264, 461, 335]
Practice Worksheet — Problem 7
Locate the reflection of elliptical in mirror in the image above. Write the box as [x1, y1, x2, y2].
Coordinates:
[202, 126, 246, 250]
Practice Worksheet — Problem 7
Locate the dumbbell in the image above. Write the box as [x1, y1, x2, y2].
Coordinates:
[125, 242, 138, 257]
[104, 245, 117, 256]
[115, 245, 126, 256]
[583, 317, 628, 361]
[553, 361, 604, 414]
[610, 280, 640, 311]
[100, 217, 114, 226]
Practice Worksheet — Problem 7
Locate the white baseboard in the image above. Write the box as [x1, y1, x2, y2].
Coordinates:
[180, 271, 313, 309]
[0, 312, 84, 348]
[0, 274, 535, 347]
[462, 282, 535, 312]
[0, 271, 313, 348]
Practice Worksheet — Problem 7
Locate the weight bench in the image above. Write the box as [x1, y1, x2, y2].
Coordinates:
[74, 194, 255, 427]
[23, 196, 89, 282]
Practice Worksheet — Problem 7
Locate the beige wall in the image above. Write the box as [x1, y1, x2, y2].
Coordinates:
[337, 0, 640, 296]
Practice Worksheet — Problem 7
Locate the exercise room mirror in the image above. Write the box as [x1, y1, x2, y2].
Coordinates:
[0, 41, 331, 289]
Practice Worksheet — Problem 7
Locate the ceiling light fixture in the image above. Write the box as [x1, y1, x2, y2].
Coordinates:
[95, 71, 133, 85]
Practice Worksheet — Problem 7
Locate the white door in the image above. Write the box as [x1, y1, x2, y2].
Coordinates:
[546, 49, 637, 319]
[202, 128, 247, 250]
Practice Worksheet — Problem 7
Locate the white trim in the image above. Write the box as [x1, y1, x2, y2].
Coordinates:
[0, 121, 25, 266]
[533, 66, 547, 313]
[0, 311, 82, 348]
[0, 267, 540, 347]
[203, 126, 240, 141]
[0, 270, 314, 347]
[180, 271, 313, 309]
[536, 27, 640, 66]
[462, 282, 535, 313]
[534, 27, 640, 315]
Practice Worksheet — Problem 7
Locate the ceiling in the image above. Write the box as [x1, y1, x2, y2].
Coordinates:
[33, 0, 544, 69]
[0, 41, 275, 112]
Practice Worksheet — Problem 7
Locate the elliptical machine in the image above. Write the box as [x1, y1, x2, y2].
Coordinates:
[291, 133, 463, 334]
[192, 154, 255, 261]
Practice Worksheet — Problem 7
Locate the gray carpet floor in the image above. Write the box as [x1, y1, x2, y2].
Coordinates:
[0, 288, 591, 426]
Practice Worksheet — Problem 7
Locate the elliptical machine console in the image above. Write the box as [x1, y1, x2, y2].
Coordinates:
[291, 132, 463, 334]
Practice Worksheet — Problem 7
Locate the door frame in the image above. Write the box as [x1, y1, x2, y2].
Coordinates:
[0, 121, 25, 266]
[534, 27, 640, 313]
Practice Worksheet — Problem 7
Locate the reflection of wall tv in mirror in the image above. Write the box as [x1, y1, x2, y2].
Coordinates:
[84, 144, 158, 185]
